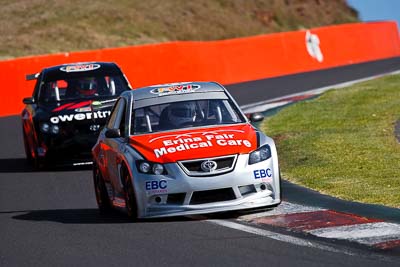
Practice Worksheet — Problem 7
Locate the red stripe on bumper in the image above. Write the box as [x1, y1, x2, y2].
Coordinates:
[252, 210, 382, 231]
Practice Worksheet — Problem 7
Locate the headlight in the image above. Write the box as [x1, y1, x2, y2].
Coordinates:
[137, 161, 167, 175]
[152, 164, 164, 175]
[139, 162, 151, 173]
[50, 125, 60, 134]
[40, 123, 50, 133]
[248, 144, 271, 165]
[40, 123, 60, 134]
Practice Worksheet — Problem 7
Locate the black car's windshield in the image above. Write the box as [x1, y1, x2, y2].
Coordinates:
[39, 74, 129, 103]
[132, 99, 246, 134]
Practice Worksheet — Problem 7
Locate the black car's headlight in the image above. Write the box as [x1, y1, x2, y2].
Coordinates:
[50, 125, 60, 134]
[248, 144, 271, 165]
[40, 122, 60, 134]
[137, 161, 167, 175]
[40, 122, 50, 133]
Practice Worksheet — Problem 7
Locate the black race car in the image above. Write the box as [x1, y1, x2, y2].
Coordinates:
[21, 62, 132, 168]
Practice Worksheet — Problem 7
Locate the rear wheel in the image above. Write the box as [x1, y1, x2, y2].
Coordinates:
[123, 167, 138, 220]
[93, 164, 111, 213]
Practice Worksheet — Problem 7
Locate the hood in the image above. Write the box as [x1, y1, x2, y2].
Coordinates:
[129, 124, 258, 163]
[39, 98, 117, 125]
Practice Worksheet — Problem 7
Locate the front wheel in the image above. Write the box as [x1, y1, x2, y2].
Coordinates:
[23, 129, 45, 170]
[23, 129, 33, 163]
[123, 168, 138, 220]
[93, 164, 111, 213]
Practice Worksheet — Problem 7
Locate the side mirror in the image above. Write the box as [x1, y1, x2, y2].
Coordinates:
[249, 112, 264, 123]
[23, 97, 34, 104]
[105, 128, 121, 138]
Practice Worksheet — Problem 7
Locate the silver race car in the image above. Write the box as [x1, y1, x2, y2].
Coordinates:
[92, 82, 281, 219]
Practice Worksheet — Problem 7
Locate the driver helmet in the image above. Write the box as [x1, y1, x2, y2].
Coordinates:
[168, 101, 196, 127]
[78, 77, 97, 96]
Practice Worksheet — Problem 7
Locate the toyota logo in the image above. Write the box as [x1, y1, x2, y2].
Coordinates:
[201, 160, 217, 172]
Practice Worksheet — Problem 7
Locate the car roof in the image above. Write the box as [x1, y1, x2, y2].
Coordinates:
[39, 62, 123, 81]
[123, 82, 226, 101]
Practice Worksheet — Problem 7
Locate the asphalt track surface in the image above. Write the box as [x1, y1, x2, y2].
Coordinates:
[226, 57, 400, 106]
[1, 57, 400, 266]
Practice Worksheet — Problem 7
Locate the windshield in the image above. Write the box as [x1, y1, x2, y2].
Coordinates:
[132, 99, 246, 134]
[38, 74, 129, 103]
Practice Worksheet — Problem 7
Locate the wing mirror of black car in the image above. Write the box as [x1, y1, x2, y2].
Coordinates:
[105, 128, 121, 138]
[249, 112, 264, 123]
[23, 97, 34, 104]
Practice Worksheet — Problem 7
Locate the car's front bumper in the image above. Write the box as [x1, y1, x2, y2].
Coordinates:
[143, 191, 279, 218]
[37, 130, 100, 160]
[133, 154, 281, 218]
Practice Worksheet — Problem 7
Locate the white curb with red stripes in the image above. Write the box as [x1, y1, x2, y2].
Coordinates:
[211, 201, 400, 251]
[227, 70, 400, 252]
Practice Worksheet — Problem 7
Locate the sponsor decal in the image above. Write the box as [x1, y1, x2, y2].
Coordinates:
[92, 101, 102, 106]
[75, 107, 92, 112]
[305, 30, 323, 63]
[149, 82, 191, 87]
[150, 84, 201, 96]
[254, 168, 272, 180]
[151, 130, 252, 159]
[145, 180, 168, 194]
[49, 110, 111, 124]
[130, 125, 257, 162]
[53, 103, 77, 112]
[60, 63, 101, 73]
[52, 99, 117, 112]
[149, 129, 245, 143]
[52, 101, 92, 112]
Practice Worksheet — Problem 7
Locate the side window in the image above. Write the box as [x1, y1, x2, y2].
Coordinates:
[118, 104, 126, 137]
[33, 74, 43, 100]
[107, 98, 124, 129]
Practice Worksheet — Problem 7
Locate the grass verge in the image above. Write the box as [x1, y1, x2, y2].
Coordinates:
[262, 74, 400, 208]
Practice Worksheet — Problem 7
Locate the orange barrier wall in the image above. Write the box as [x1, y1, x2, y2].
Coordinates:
[0, 21, 399, 117]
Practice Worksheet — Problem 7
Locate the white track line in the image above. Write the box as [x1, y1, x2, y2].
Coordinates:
[207, 219, 353, 255]
[240, 69, 400, 113]
[241, 101, 291, 114]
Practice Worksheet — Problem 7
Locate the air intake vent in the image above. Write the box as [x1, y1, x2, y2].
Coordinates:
[178, 155, 237, 176]
[167, 193, 186, 205]
[238, 184, 257, 196]
[190, 188, 236, 205]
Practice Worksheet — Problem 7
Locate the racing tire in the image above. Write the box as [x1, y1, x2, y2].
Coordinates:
[22, 129, 33, 163]
[23, 130, 44, 170]
[93, 164, 112, 213]
[32, 158, 43, 171]
[123, 168, 138, 220]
